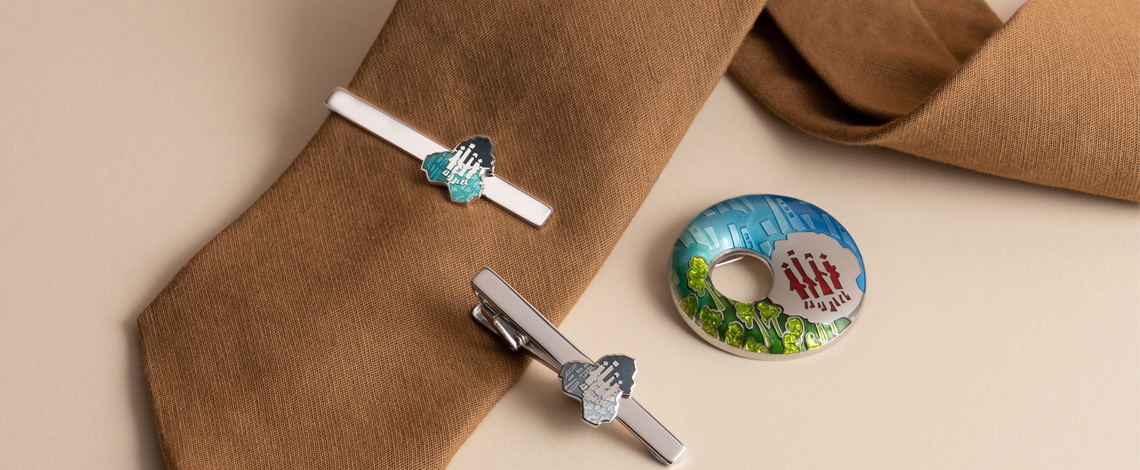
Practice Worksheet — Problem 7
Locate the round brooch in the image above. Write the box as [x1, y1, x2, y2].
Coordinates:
[669, 195, 865, 358]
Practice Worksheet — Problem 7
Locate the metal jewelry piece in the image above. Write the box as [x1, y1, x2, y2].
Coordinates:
[471, 267, 686, 465]
[669, 195, 865, 358]
[324, 88, 552, 227]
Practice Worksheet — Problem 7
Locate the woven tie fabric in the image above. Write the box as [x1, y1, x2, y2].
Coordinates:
[138, 0, 1138, 468]
[730, 0, 1139, 201]
[138, 0, 766, 467]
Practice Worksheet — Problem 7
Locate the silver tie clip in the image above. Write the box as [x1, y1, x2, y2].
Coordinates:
[325, 88, 552, 227]
[471, 267, 687, 465]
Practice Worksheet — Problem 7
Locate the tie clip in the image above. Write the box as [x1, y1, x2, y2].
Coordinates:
[325, 88, 552, 227]
[470, 267, 687, 465]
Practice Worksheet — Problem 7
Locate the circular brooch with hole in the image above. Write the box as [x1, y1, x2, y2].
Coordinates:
[669, 195, 865, 358]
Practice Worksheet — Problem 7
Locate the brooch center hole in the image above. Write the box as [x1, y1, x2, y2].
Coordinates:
[710, 252, 774, 303]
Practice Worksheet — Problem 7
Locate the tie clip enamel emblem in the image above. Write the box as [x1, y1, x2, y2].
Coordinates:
[325, 88, 552, 227]
[471, 267, 686, 465]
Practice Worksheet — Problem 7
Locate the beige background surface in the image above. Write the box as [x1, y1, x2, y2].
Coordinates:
[1, 0, 1136, 468]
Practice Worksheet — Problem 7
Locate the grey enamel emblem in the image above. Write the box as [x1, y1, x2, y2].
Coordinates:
[558, 355, 637, 426]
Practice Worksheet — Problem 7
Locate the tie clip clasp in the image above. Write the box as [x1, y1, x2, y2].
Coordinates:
[470, 267, 686, 465]
[325, 88, 552, 227]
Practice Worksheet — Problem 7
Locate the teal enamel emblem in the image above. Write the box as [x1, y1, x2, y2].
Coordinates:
[421, 137, 495, 203]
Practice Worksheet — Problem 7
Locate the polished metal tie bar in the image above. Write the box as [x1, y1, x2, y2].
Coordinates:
[470, 267, 687, 465]
[325, 88, 552, 227]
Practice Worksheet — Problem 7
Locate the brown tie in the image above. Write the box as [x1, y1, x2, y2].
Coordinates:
[732, 0, 1138, 201]
[137, 0, 1138, 468]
